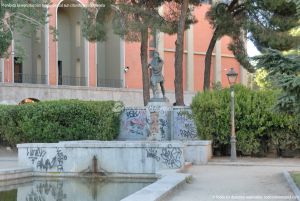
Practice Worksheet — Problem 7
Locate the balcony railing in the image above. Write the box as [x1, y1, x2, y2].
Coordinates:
[97, 79, 123, 88]
[59, 76, 87, 86]
[12, 74, 123, 88]
[14, 73, 47, 84]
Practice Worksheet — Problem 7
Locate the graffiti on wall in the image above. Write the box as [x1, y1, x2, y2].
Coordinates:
[174, 110, 197, 140]
[159, 118, 168, 139]
[161, 144, 182, 168]
[121, 109, 149, 137]
[26, 147, 68, 172]
[158, 108, 169, 140]
[146, 144, 182, 168]
[146, 147, 160, 162]
[27, 147, 46, 164]
[120, 107, 198, 141]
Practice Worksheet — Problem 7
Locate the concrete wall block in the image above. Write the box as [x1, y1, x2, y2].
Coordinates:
[119, 108, 149, 141]
[172, 107, 198, 141]
[183, 141, 212, 165]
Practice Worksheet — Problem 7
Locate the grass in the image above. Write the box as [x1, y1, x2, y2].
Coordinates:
[291, 172, 300, 188]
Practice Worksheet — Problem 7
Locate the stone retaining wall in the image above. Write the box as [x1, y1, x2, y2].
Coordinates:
[0, 84, 195, 106]
[17, 140, 212, 175]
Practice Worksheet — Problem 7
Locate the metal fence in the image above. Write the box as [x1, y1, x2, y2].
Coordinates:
[11, 74, 122, 88]
[59, 76, 87, 86]
[97, 79, 123, 88]
[14, 73, 47, 84]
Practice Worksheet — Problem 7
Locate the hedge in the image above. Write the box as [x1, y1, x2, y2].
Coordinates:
[0, 100, 123, 146]
[191, 85, 300, 156]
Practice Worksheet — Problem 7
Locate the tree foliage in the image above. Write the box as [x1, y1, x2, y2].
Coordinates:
[82, 0, 180, 42]
[0, 0, 49, 58]
[253, 49, 300, 116]
[203, 0, 300, 90]
[251, 1, 300, 116]
[253, 68, 275, 90]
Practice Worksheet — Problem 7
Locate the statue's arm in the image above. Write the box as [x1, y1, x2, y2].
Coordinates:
[158, 61, 164, 71]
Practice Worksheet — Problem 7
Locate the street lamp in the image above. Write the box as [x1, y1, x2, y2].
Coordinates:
[226, 68, 238, 161]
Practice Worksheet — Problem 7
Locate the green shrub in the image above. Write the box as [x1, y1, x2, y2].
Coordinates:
[191, 85, 300, 156]
[0, 100, 123, 146]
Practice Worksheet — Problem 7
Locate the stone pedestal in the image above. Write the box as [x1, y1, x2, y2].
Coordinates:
[146, 98, 171, 141]
[119, 104, 198, 141]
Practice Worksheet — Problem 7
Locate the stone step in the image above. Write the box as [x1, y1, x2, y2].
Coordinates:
[0, 167, 33, 181]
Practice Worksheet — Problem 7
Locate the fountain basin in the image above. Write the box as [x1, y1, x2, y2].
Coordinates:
[17, 140, 211, 176]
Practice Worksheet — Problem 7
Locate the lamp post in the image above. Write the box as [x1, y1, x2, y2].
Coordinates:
[226, 68, 238, 161]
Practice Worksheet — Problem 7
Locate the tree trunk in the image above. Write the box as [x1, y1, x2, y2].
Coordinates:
[140, 29, 150, 106]
[203, 27, 219, 91]
[174, 0, 189, 106]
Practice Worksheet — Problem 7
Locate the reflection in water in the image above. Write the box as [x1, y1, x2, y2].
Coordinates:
[0, 178, 153, 201]
[1, 189, 17, 201]
[26, 180, 66, 201]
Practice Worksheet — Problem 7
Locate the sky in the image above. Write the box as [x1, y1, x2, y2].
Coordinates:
[247, 40, 261, 57]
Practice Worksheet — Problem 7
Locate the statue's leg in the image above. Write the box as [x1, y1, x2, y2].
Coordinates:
[153, 83, 159, 97]
[160, 81, 166, 98]
[151, 80, 157, 97]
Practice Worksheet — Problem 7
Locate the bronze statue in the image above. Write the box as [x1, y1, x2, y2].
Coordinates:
[148, 51, 165, 99]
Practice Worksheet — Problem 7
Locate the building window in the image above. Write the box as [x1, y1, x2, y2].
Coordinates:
[14, 57, 23, 83]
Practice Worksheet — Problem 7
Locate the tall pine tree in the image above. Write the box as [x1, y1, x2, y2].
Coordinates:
[253, 15, 300, 116]
[203, 0, 299, 91]
[253, 50, 300, 116]
[171, 0, 201, 105]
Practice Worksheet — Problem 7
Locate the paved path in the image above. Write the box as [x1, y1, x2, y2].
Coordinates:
[166, 158, 300, 201]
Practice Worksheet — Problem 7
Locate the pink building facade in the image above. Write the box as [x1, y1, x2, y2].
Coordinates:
[0, 1, 249, 93]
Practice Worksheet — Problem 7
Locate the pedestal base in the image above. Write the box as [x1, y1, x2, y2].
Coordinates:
[146, 100, 171, 141]
[149, 97, 170, 103]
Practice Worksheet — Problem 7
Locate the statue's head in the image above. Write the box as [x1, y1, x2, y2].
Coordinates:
[153, 51, 160, 59]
